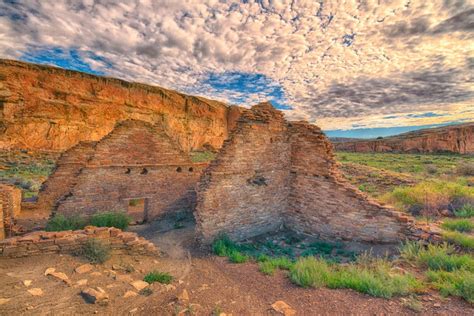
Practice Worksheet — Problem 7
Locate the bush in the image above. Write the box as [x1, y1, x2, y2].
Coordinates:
[457, 161, 474, 176]
[399, 241, 424, 262]
[425, 164, 438, 175]
[454, 204, 474, 218]
[212, 234, 239, 257]
[228, 250, 249, 263]
[80, 238, 110, 264]
[289, 256, 420, 298]
[259, 257, 294, 275]
[143, 271, 173, 284]
[442, 231, 474, 250]
[426, 269, 474, 303]
[90, 212, 131, 230]
[441, 219, 473, 232]
[385, 180, 474, 214]
[45, 214, 87, 232]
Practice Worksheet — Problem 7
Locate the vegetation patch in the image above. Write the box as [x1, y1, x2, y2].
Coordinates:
[289, 256, 420, 299]
[258, 256, 294, 275]
[454, 205, 474, 218]
[190, 150, 216, 163]
[442, 231, 474, 250]
[45, 214, 87, 231]
[143, 271, 173, 284]
[79, 238, 111, 264]
[441, 219, 473, 233]
[426, 269, 474, 303]
[90, 212, 132, 230]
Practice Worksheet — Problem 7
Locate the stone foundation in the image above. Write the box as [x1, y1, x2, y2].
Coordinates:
[195, 103, 436, 244]
[0, 226, 158, 258]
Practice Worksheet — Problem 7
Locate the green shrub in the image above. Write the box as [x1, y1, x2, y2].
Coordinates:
[441, 219, 473, 232]
[45, 214, 87, 231]
[228, 250, 249, 263]
[212, 234, 240, 257]
[426, 269, 474, 303]
[80, 238, 110, 264]
[259, 257, 294, 275]
[143, 271, 173, 284]
[90, 212, 131, 230]
[443, 231, 474, 250]
[289, 256, 420, 298]
[399, 241, 424, 261]
[403, 243, 474, 271]
[454, 205, 474, 218]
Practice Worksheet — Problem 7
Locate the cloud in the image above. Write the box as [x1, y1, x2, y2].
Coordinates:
[0, 0, 472, 130]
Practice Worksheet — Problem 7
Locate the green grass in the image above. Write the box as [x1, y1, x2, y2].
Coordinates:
[228, 250, 250, 263]
[143, 271, 173, 284]
[289, 256, 420, 298]
[426, 269, 474, 303]
[454, 205, 474, 218]
[382, 180, 474, 212]
[80, 238, 111, 264]
[259, 257, 294, 275]
[441, 219, 474, 232]
[336, 152, 474, 175]
[190, 151, 216, 163]
[400, 242, 474, 272]
[442, 231, 474, 250]
[212, 234, 249, 263]
[90, 212, 132, 230]
[45, 214, 87, 231]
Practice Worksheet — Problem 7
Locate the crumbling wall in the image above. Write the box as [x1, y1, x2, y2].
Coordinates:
[195, 103, 427, 244]
[287, 122, 410, 243]
[195, 103, 290, 242]
[0, 184, 22, 239]
[56, 120, 204, 220]
[0, 226, 158, 258]
[34, 141, 97, 214]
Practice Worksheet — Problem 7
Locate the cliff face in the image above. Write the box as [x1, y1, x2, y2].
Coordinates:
[334, 123, 474, 154]
[0, 59, 242, 152]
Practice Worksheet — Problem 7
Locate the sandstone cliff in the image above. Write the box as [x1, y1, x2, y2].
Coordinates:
[0, 59, 242, 152]
[333, 123, 474, 154]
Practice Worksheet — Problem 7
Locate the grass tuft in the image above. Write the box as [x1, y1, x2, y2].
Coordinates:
[259, 257, 294, 275]
[442, 231, 474, 250]
[143, 271, 173, 284]
[90, 212, 131, 230]
[454, 204, 474, 218]
[45, 214, 87, 231]
[80, 238, 110, 264]
[441, 219, 473, 232]
[426, 269, 474, 303]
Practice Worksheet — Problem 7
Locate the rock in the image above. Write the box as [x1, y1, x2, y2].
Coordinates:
[130, 280, 149, 291]
[75, 264, 93, 274]
[76, 279, 88, 286]
[177, 289, 189, 303]
[129, 308, 138, 314]
[23, 280, 32, 287]
[112, 264, 123, 271]
[165, 284, 176, 291]
[0, 298, 11, 305]
[434, 303, 441, 308]
[81, 287, 109, 305]
[115, 274, 133, 282]
[123, 291, 138, 298]
[271, 301, 296, 316]
[27, 288, 43, 296]
[90, 272, 102, 277]
[44, 267, 55, 276]
[46, 271, 71, 286]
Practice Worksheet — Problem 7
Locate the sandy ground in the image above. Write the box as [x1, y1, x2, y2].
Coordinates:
[0, 219, 473, 315]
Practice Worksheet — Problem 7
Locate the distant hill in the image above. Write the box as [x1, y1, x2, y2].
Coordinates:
[329, 137, 363, 143]
[332, 123, 474, 154]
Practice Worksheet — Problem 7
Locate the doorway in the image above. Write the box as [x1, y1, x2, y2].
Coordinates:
[127, 198, 148, 224]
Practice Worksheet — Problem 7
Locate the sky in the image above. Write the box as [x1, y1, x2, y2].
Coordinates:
[0, 0, 473, 138]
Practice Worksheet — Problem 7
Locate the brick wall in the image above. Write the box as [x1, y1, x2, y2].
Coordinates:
[53, 120, 205, 220]
[0, 184, 22, 239]
[195, 103, 430, 244]
[0, 226, 158, 258]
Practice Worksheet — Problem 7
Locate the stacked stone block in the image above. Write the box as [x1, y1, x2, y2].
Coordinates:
[0, 184, 22, 239]
[0, 226, 158, 258]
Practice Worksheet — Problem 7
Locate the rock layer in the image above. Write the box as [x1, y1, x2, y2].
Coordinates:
[333, 123, 474, 154]
[0, 59, 241, 152]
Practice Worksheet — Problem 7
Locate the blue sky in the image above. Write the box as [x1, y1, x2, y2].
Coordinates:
[1, 1, 472, 137]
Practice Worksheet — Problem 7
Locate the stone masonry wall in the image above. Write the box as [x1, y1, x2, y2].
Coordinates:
[56, 120, 204, 220]
[195, 103, 290, 242]
[195, 103, 432, 244]
[0, 184, 22, 239]
[287, 122, 412, 243]
[0, 226, 158, 258]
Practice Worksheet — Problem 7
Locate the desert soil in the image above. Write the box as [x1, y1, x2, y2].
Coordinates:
[1, 219, 473, 315]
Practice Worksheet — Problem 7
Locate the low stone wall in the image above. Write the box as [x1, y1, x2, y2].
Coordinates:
[0, 184, 22, 240]
[0, 226, 158, 258]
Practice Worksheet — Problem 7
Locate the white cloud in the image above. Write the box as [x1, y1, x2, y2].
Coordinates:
[0, 0, 472, 130]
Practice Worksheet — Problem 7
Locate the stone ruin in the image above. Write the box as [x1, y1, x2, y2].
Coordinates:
[194, 103, 431, 244]
[36, 120, 205, 223]
[2, 102, 438, 246]
[0, 184, 22, 239]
